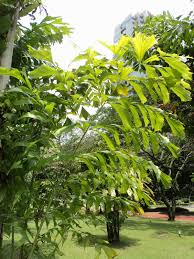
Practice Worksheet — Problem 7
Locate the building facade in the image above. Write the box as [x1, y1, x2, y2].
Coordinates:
[114, 11, 152, 43]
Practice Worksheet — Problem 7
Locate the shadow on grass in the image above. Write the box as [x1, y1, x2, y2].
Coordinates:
[74, 233, 140, 249]
[109, 236, 140, 249]
[123, 217, 194, 236]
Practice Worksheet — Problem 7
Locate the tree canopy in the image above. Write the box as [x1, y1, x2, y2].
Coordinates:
[135, 11, 194, 220]
[0, 6, 193, 258]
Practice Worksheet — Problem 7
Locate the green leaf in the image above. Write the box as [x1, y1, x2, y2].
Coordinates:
[120, 66, 133, 80]
[107, 154, 117, 169]
[13, 97, 33, 106]
[144, 81, 158, 102]
[141, 129, 149, 150]
[45, 103, 55, 114]
[80, 107, 90, 119]
[153, 82, 163, 100]
[117, 86, 129, 96]
[137, 105, 149, 127]
[165, 116, 184, 137]
[7, 87, 23, 93]
[114, 150, 128, 168]
[102, 245, 118, 259]
[160, 135, 179, 158]
[19, 2, 40, 17]
[111, 104, 132, 130]
[160, 172, 171, 187]
[97, 132, 116, 151]
[29, 65, 57, 78]
[171, 84, 191, 102]
[143, 55, 159, 64]
[161, 55, 192, 80]
[131, 33, 157, 62]
[149, 162, 161, 181]
[20, 111, 49, 123]
[147, 108, 155, 130]
[150, 132, 159, 154]
[181, 80, 191, 90]
[130, 81, 147, 103]
[145, 65, 158, 78]
[113, 129, 121, 146]
[129, 105, 142, 128]
[78, 155, 95, 172]
[131, 131, 141, 152]
[158, 82, 169, 104]
[28, 46, 53, 63]
[8, 161, 22, 173]
[73, 49, 100, 63]
[96, 153, 107, 171]
[53, 124, 76, 137]
[95, 125, 121, 146]
[0, 67, 25, 82]
[146, 107, 164, 131]
[154, 110, 164, 131]
[103, 35, 131, 57]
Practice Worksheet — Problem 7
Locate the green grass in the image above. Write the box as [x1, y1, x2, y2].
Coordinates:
[3, 217, 194, 258]
[59, 217, 194, 259]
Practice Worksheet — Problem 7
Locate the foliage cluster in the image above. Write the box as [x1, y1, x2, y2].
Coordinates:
[0, 4, 192, 258]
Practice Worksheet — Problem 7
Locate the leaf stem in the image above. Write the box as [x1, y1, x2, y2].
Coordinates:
[28, 191, 55, 259]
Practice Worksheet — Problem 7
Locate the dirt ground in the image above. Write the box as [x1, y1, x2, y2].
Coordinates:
[142, 211, 194, 221]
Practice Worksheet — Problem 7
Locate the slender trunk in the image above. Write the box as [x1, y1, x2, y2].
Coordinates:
[162, 197, 176, 221]
[0, 1, 20, 91]
[0, 223, 3, 249]
[188, 184, 193, 204]
[85, 203, 90, 214]
[20, 245, 24, 259]
[170, 198, 176, 221]
[28, 190, 55, 259]
[106, 207, 120, 243]
[99, 206, 103, 215]
[11, 225, 15, 259]
[167, 199, 176, 221]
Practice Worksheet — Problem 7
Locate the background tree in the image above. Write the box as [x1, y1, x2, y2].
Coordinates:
[136, 11, 194, 134]
[135, 12, 194, 220]
[143, 137, 194, 220]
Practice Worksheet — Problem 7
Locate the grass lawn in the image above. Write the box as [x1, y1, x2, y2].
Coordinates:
[60, 217, 194, 259]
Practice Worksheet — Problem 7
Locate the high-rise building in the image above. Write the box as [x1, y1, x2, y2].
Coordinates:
[114, 11, 152, 43]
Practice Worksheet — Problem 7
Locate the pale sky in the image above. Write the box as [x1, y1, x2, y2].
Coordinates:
[43, 0, 193, 68]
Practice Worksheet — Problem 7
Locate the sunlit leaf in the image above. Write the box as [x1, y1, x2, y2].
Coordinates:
[131, 33, 157, 62]
[28, 46, 53, 63]
[158, 82, 169, 104]
[171, 84, 191, 102]
[29, 65, 57, 78]
[117, 86, 129, 96]
[0, 67, 25, 82]
[130, 81, 147, 103]
[165, 116, 185, 137]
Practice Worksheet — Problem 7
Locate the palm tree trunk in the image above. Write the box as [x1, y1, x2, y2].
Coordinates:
[0, 1, 20, 91]
[106, 207, 120, 243]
